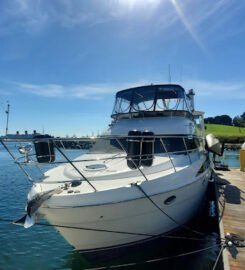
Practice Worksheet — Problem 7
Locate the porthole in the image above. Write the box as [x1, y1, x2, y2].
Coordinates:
[164, 195, 176, 205]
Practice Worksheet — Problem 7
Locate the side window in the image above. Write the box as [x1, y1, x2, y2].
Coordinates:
[163, 138, 185, 153]
[185, 137, 198, 150]
[154, 138, 166, 153]
[154, 138, 186, 153]
[125, 136, 200, 155]
[110, 138, 127, 151]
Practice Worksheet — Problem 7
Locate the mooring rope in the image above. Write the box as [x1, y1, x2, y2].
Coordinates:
[2, 217, 241, 270]
[82, 243, 223, 270]
[0, 175, 226, 244]
[132, 183, 224, 242]
[0, 216, 215, 242]
[212, 244, 226, 270]
[0, 216, 236, 270]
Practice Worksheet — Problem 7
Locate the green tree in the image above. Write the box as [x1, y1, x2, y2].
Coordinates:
[214, 115, 232, 125]
[204, 115, 232, 125]
[233, 116, 245, 127]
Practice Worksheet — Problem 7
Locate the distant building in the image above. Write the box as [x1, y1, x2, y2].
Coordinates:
[0, 130, 42, 139]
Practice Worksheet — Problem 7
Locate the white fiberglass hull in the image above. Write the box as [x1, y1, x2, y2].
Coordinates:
[40, 171, 209, 252]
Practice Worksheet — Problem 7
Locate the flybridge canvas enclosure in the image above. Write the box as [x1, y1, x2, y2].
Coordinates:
[111, 84, 192, 117]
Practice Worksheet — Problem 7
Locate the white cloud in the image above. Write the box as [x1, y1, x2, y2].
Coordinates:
[18, 83, 64, 97]
[15, 82, 128, 99]
[0, 0, 164, 34]
[1, 0, 244, 43]
[0, 1, 99, 34]
[12, 78, 245, 101]
[184, 79, 245, 99]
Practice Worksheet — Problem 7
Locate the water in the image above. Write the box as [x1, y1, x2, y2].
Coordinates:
[1, 147, 238, 270]
[216, 149, 240, 168]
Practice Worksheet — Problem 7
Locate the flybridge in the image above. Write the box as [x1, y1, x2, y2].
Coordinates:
[111, 84, 195, 118]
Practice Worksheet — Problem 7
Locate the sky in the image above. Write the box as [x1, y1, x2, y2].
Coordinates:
[0, 0, 245, 136]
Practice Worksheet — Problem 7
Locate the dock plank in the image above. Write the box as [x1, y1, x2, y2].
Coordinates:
[216, 169, 245, 270]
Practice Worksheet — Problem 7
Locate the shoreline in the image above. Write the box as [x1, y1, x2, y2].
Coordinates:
[223, 143, 242, 150]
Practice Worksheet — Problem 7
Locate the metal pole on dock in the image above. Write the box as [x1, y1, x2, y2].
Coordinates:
[5, 102, 10, 136]
[240, 148, 245, 172]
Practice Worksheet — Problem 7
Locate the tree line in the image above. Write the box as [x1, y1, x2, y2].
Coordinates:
[204, 112, 245, 127]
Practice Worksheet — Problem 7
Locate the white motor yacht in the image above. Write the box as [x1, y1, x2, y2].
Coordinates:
[1, 84, 214, 252]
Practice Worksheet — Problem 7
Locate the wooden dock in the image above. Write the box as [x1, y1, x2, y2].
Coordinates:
[216, 169, 245, 270]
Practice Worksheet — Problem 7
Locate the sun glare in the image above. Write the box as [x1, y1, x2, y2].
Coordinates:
[170, 0, 206, 52]
[117, 0, 161, 9]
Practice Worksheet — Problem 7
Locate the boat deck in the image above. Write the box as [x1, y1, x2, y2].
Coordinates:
[215, 169, 245, 270]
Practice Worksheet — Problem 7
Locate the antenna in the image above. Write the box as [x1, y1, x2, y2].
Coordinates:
[168, 64, 171, 84]
[5, 102, 10, 136]
[180, 64, 183, 83]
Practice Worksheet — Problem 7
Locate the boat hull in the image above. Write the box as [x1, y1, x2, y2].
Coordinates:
[40, 172, 209, 252]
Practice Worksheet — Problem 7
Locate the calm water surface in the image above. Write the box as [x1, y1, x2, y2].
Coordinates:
[216, 149, 240, 168]
[1, 146, 237, 270]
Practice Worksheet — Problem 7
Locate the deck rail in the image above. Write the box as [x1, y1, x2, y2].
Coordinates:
[0, 135, 204, 190]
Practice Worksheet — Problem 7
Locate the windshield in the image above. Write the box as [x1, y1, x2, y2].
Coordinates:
[112, 85, 188, 116]
[155, 86, 184, 110]
[89, 138, 126, 154]
[131, 87, 155, 112]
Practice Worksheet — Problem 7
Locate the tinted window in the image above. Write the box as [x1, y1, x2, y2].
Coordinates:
[154, 138, 186, 153]
[163, 138, 186, 153]
[90, 139, 127, 154]
[185, 137, 198, 150]
[154, 139, 166, 153]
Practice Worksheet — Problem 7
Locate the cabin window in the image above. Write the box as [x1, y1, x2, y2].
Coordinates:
[184, 137, 199, 150]
[154, 137, 199, 154]
[154, 138, 186, 154]
[155, 87, 184, 111]
[162, 138, 186, 153]
[90, 137, 199, 156]
[131, 87, 155, 112]
[111, 85, 191, 117]
[90, 139, 127, 154]
[154, 138, 166, 153]
[110, 138, 127, 151]
[113, 91, 132, 114]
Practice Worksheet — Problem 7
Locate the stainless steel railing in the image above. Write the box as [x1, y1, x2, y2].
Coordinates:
[0, 135, 204, 189]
